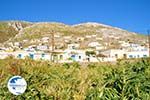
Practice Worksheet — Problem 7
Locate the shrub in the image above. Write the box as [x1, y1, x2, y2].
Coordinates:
[0, 58, 149, 99]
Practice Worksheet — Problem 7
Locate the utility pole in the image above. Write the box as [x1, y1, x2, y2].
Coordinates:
[49, 30, 55, 62]
[148, 30, 150, 57]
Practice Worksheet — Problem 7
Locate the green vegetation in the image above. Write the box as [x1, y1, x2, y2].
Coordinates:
[85, 51, 96, 56]
[0, 57, 150, 100]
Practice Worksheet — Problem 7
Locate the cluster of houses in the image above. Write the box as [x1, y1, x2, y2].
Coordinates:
[0, 39, 149, 63]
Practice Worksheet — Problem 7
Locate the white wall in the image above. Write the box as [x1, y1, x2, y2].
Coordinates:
[127, 51, 149, 58]
[102, 49, 126, 59]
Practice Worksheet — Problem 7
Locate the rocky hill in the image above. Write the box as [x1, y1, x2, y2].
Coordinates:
[0, 21, 32, 43]
[0, 21, 147, 49]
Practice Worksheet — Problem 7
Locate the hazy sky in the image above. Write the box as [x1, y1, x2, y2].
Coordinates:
[0, 0, 150, 34]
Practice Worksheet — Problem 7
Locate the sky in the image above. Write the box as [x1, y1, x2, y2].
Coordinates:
[0, 0, 150, 34]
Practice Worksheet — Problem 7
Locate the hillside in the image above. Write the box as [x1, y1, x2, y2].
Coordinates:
[0, 21, 147, 48]
[0, 21, 32, 43]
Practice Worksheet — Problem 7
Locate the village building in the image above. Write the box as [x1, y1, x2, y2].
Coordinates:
[126, 50, 149, 58]
[88, 42, 101, 48]
[23, 39, 28, 43]
[85, 35, 92, 38]
[120, 41, 130, 47]
[0, 51, 12, 59]
[68, 43, 80, 50]
[41, 37, 49, 43]
[64, 36, 72, 39]
[77, 37, 85, 42]
[36, 45, 49, 51]
[92, 34, 97, 37]
[63, 49, 86, 62]
[0, 34, 149, 63]
[0, 50, 51, 61]
[96, 37, 103, 41]
[101, 49, 127, 59]
[54, 34, 60, 38]
[101, 47, 149, 60]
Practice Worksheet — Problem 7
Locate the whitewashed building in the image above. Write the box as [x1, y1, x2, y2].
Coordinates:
[68, 43, 80, 50]
[120, 41, 130, 47]
[0, 51, 12, 59]
[88, 42, 101, 48]
[77, 37, 85, 42]
[101, 48, 149, 60]
[85, 35, 92, 38]
[101, 49, 126, 59]
[42, 37, 49, 43]
[37, 45, 49, 51]
[0, 50, 51, 61]
[63, 49, 86, 62]
[126, 50, 149, 58]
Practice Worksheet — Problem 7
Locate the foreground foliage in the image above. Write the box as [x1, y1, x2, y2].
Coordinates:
[0, 57, 150, 100]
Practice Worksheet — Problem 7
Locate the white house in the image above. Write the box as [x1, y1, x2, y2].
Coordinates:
[42, 37, 49, 40]
[47, 49, 87, 63]
[77, 37, 85, 42]
[96, 57, 116, 62]
[64, 39, 71, 43]
[85, 35, 92, 38]
[11, 51, 51, 61]
[63, 49, 86, 62]
[120, 41, 130, 47]
[101, 48, 149, 60]
[96, 45, 105, 50]
[23, 40, 28, 43]
[64, 36, 72, 39]
[85, 51, 116, 62]
[96, 37, 103, 41]
[24, 46, 36, 52]
[48, 50, 64, 62]
[14, 42, 21, 47]
[126, 49, 149, 58]
[68, 43, 80, 50]
[101, 49, 126, 59]
[42, 37, 49, 43]
[54, 35, 60, 38]
[129, 44, 148, 52]
[0, 51, 12, 59]
[88, 42, 101, 48]
[92, 34, 97, 37]
[87, 56, 98, 62]
[0, 47, 6, 51]
[8, 42, 13, 47]
[36, 45, 49, 51]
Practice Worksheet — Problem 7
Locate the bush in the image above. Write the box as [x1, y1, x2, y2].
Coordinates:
[0, 58, 149, 99]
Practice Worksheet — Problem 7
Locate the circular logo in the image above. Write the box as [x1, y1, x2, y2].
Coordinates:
[7, 76, 27, 95]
